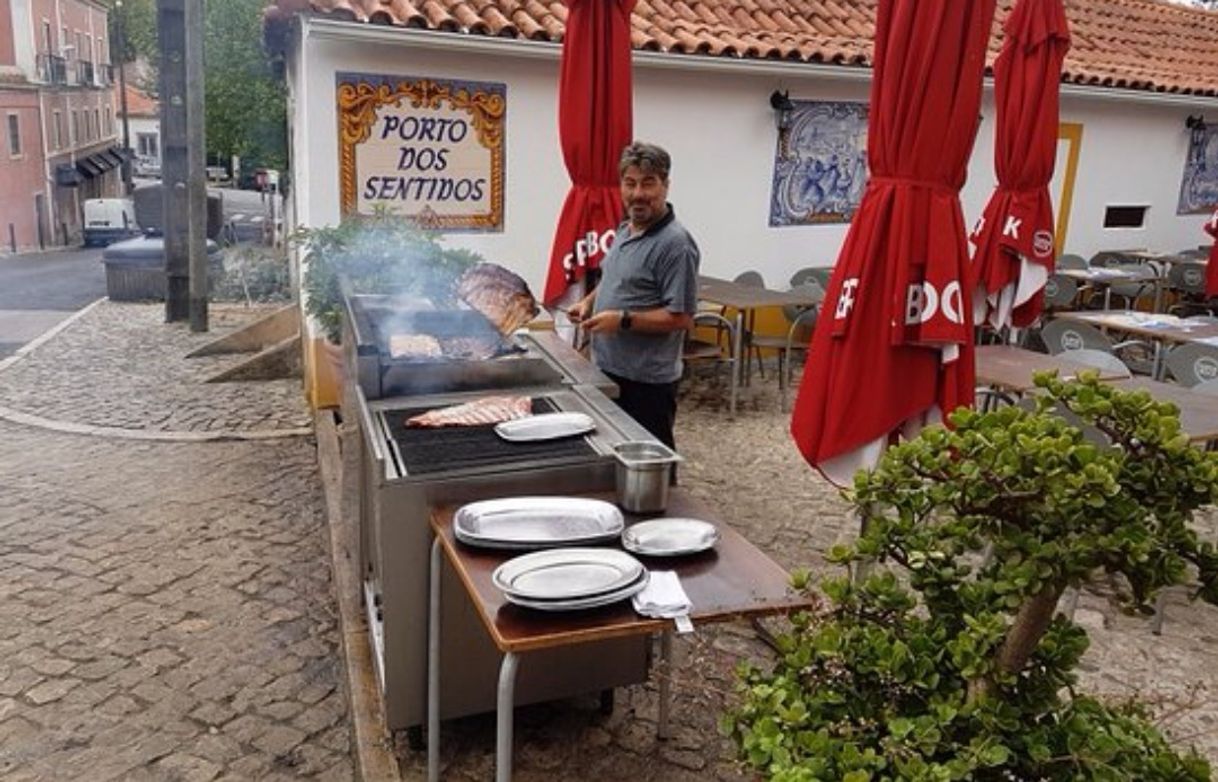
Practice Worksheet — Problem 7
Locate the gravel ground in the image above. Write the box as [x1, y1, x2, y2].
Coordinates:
[397, 363, 1218, 779]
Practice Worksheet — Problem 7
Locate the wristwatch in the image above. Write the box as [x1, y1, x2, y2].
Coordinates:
[619, 309, 633, 331]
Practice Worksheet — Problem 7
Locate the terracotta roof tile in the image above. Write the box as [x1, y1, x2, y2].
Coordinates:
[265, 0, 1218, 96]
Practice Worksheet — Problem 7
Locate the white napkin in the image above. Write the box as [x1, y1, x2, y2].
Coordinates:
[633, 570, 692, 619]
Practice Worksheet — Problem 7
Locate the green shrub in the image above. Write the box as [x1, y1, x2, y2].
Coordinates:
[293, 211, 481, 343]
[726, 373, 1218, 781]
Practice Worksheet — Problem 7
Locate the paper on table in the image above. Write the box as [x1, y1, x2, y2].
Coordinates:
[1193, 336, 1218, 347]
[632, 570, 691, 619]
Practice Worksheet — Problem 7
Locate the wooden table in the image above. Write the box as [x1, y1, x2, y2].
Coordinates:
[1053, 311, 1218, 378]
[1107, 377, 1218, 444]
[427, 490, 810, 782]
[696, 275, 824, 415]
[975, 345, 1129, 393]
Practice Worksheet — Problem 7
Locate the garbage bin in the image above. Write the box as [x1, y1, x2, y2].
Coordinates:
[101, 234, 225, 301]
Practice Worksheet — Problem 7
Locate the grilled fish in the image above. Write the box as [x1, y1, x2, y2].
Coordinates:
[388, 333, 444, 359]
[405, 395, 533, 428]
[457, 263, 540, 336]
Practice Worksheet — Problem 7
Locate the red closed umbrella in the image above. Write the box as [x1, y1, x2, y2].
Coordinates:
[542, 0, 636, 307]
[971, 0, 1071, 329]
[790, 0, 996, 486]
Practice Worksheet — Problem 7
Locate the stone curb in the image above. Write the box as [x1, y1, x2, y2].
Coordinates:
[0, 296, 106, 374]
[0, 296, 313, 442]
[315, 409, 404, 782]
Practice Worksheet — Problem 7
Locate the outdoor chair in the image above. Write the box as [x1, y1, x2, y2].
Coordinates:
[1058, 348, 1133, 379]
[1165, 261, 1214, 316]
[1042, 273, 1087, 312]
[1195, 378, 1218, 397]
[1185, 314, 1218, 324]
[1163, 343, 1218, 387]
[1175, 248, 1209, 260]
[746, 282, 825, 410]
[1103, 264, 1159, 311]
[1039, 319, 1154, 375]
[682, 312, 736, 385]
[790, 266, 833, 289]
[732, 270, 767, 382]
[1056, 253, 1087, 270]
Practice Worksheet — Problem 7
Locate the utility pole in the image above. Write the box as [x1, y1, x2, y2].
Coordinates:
[114, 0, 132, 194]
[158, 0, 207, 329]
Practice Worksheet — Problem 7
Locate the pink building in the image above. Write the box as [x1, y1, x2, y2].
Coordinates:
[0, 0, 121, 253]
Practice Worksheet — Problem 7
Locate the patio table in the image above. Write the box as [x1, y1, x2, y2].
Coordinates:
[426, 489, 811, 782]
[696, 275, 823, 415]
[1052, 310, 1218, 378]
[1055, 266, 1160, 310]
[975, 344, 1129, 393]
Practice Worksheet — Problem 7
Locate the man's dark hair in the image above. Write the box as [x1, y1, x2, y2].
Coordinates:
[618, 141, 671, 180]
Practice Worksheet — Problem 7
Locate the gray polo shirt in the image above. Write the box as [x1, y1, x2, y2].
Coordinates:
[592, 206, 700, 384]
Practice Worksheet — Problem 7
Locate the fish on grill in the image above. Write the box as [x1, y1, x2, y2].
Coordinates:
[457, 263, 540, 336]
[388, 333, 444, 359]
[406, 395, 533, 428]
[439, 335, 510, 361]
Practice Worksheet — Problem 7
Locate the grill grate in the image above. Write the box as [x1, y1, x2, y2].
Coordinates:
[385, 398, 598, 475]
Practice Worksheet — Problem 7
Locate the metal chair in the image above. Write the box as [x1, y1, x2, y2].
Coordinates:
[1059, 348, 1132, 378]
[1039, 319, 1154, 375]
[747, 283, 825, 409]
[1163, 343, 1218, 387]
[1056, 253, 1087, 270]
[732, 270, 767, 382]
[682, 312, 736, 384]
[790, 267, 833, 289]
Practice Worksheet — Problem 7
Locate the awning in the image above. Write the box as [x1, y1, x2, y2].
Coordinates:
[76, 156, 105, 177]
[101, 151, 123, 169]
[55, 163, 83, 187]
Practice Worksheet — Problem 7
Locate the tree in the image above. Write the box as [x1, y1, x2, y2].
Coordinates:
[103, 0, 287, 170]
[726, 373, 1218, 781]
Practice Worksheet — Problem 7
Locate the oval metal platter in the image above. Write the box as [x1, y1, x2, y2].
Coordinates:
[454, 497, 624, 549]
[493, 548, 644, 601]
[621, 518, 720, 557]
[495, 412, 596, 442]
[503, 571, 649, 612]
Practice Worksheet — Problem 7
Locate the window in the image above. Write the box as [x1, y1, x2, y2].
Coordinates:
[61, 27, 68, 54]
[1103, 205, 1149, 229]
[105, 106, 112, 134]
[86, 111, 93, 140]
[42, 21, 52, 54]
[7, 114, 20, 157]
[53, 111, 63, 149]
[137, 132, 158, 158]
[73, 111, 80, 144]
[85, 34, 93, 62]
[93, 108, 100, 138]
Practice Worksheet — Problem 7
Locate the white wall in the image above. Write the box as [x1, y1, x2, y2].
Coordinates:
[291, 22, 1217, 297]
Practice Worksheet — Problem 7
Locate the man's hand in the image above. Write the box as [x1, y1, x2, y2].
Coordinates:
[566, 298, 593, 324]
[579, 310, 624, 334]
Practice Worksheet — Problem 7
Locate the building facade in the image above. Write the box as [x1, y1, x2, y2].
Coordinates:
[119, 81, 158, 177]
[0, 0, 121, 253]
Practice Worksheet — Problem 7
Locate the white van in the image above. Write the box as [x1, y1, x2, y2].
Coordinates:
[83, 198, 140, 247]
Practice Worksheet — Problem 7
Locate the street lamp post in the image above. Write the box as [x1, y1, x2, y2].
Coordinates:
[114, 0, 133, 194]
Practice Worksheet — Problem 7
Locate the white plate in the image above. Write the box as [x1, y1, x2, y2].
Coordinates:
[622, 518, 720, 557]
[495, 412, 595, 442]
[504, 571, 649, 611]
[455, 497, 623, 549]
[493, 548, 643, 601]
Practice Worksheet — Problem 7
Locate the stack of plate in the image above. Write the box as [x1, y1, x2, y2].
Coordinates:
[492, 548, 648, 611]
[455, 497, 624, 550]
[621, 518, 720, 557]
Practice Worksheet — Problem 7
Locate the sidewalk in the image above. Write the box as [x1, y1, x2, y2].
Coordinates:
[0, 302, 352, 781]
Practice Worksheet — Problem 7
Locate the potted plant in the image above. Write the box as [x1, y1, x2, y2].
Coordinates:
[292, 211, 482, 405]
[725, 373, 1218, 781]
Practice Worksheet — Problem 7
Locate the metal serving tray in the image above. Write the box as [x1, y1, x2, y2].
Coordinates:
[495, 412, 596, 442]
[503, 571, 649, 612]
[622, 518, 720, 557]
[492, 548, 644, 601]
[454, 497, 623, 549]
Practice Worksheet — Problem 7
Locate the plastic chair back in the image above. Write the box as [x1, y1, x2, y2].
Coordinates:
[1164, 343, 1218, 387]
[1042, 274, 1079, 309]
[734, 270, 765, 288]
[1056, 253, 1087, 270]
[1167, 261, 1208, 296]
[1194, 378, 1218, 397]
[1061, 348, 1132, 378]
[1040, 319, 1113, 355]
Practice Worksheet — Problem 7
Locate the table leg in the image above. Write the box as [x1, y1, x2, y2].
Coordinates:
[496, 652, 520, 782]
[730, 311, 743, 417]
[658, 630, 673, 740]
[427, 539, 441, 782]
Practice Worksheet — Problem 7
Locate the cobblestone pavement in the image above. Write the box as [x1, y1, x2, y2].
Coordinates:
[0, 301, 310, 433]
[396, 368, 1218, 779]
[0, 420, 353, 781]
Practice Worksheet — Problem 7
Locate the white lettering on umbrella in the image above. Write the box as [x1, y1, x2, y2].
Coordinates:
[835, 278, 860, 320]
[562, 227, 617, 273]
[905, 281, 964, 325]
[1210, 209, 1218, 231]
[1003, 215, 1022, 239]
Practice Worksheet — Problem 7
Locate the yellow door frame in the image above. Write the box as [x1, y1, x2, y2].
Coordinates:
[1055, 122, 1084, 255]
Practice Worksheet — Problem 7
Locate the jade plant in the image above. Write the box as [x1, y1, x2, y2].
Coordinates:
[294, 209, 482, 343]
[725, 372, 1218, 781]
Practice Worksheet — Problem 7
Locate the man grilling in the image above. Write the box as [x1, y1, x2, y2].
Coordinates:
[567, 141, 700, 451]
